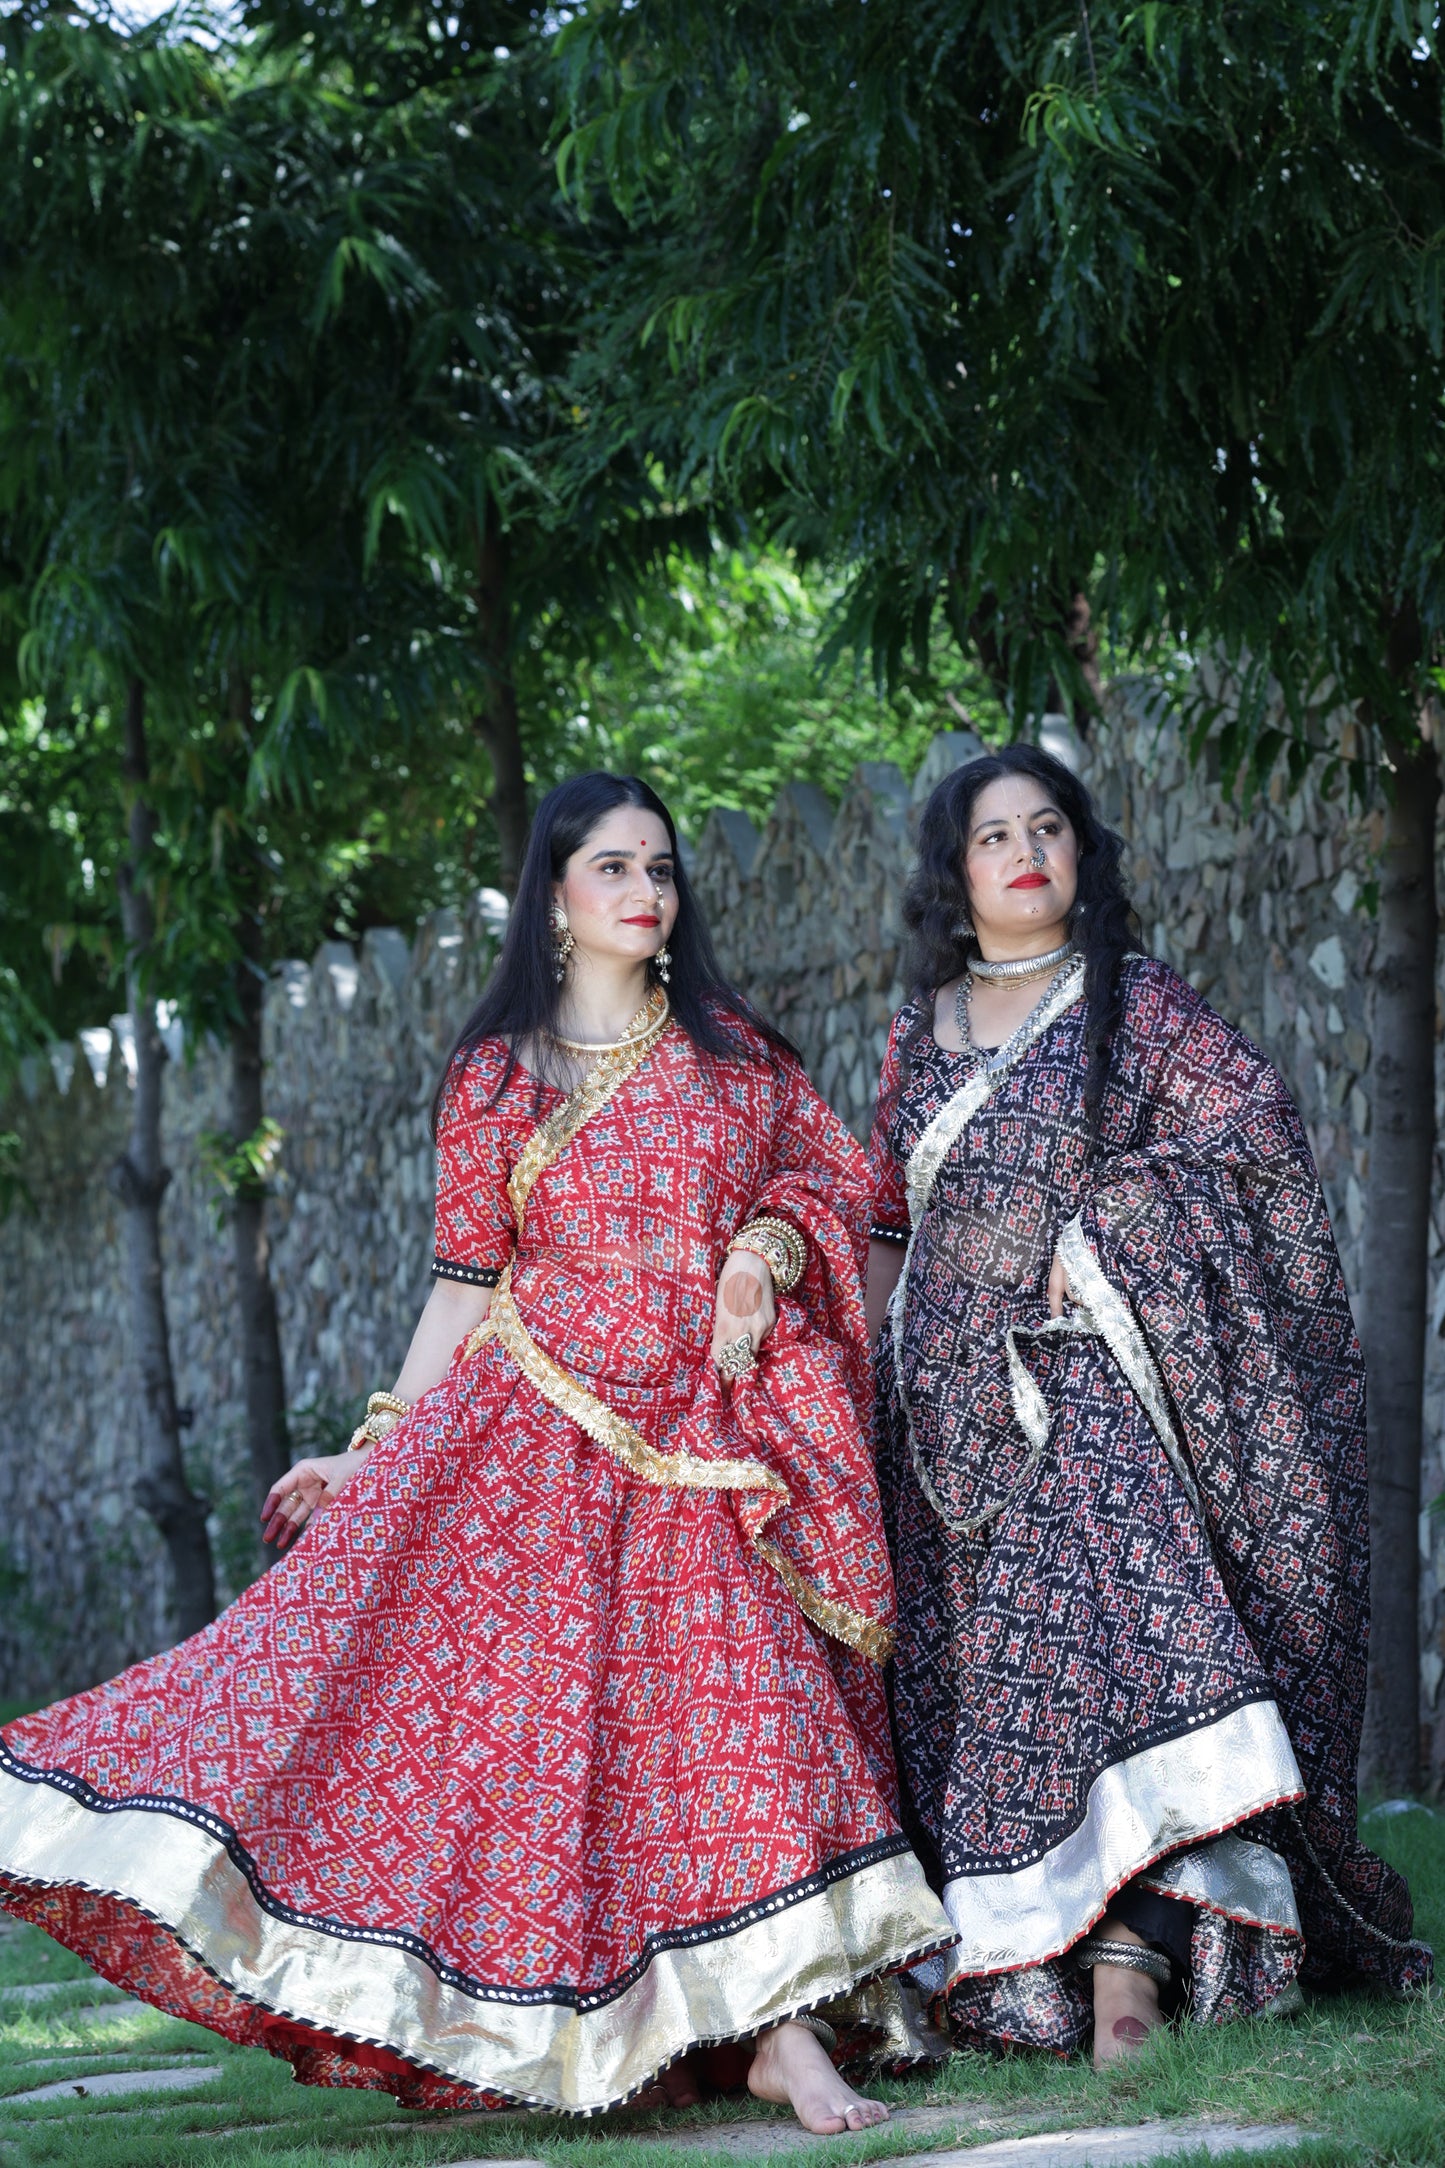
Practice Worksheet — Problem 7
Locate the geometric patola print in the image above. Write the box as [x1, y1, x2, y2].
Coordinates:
[871, 956, 1431, 2048]
[2, 1020, 949, 2108]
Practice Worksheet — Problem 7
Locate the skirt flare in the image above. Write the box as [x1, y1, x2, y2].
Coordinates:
[0, 1338, 951, 2111]
[884, 1330, 1318, 2055]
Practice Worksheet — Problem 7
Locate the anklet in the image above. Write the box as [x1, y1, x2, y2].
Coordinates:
[1073, 1936, 1172, 1986]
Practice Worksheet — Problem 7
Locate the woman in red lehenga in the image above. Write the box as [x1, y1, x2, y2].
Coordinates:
[0, 773, 952, 2126]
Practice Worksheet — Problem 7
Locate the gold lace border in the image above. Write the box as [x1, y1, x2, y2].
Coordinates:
[0, 1767, 950, 2113]
[471, 1276, 893, 1663]
[508, 987, 671, 1236]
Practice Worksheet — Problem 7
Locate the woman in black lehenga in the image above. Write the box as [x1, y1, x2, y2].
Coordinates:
[867, 745, 1431, 2066]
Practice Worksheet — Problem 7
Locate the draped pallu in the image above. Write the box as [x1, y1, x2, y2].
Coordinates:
[0, 1014, 951, 2110]
[872, 955, 1431, 2053]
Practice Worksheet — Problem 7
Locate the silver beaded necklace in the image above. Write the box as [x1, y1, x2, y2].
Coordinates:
[954, 947, 1078, 1072]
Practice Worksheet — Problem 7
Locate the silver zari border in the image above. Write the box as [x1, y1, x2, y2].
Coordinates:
[1139, 1832, 1300, 1933]
[937, 1697, 1304, 1975]
[0, 1768, 954, 2112]
[891, 961, 1086, 1530]
[1055, 1213, 1208, 1527]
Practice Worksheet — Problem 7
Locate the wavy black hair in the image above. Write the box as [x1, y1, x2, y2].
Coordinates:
[900, 743, 1142, 1131]
[432, 771, 798, 1130]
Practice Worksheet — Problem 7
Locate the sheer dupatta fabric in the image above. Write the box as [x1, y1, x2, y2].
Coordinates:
[871, 956, 1430, 2053]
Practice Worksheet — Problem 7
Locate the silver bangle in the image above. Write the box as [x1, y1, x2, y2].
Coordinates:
[1073, 1936, 1173, 1986]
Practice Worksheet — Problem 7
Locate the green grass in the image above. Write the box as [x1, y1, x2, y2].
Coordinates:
[0, 1804, 1440, 2168]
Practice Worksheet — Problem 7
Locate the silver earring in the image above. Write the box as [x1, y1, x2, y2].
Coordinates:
[954, 909, 975, 943]
[654, 942, 672, 984]
[550, 903, 575, 982]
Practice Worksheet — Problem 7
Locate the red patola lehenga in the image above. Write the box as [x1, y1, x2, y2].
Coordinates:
[0, 1000, 951, 2110]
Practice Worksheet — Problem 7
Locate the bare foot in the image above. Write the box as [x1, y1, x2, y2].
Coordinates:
[747, 2019, 889, 2134]
[628, 2052, 704, 2111]
[1090, 1923, 1165, 2071]
[658, 2054, 704, 2107]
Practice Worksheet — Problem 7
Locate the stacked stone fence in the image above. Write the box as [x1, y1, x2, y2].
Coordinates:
[2, 688, 1443, 1775]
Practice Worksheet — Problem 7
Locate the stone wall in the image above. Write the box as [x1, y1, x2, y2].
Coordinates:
[3, 690, 1443, 1775]
[0, 898, 503, 1701]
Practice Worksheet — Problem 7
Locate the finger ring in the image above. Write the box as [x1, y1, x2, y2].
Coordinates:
[718, 1332, 755, 1381]
[290, 1490, 304, 1505]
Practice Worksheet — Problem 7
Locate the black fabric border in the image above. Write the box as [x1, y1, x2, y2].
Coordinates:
[0, 1739, 909, 2015]
[431, 1256, 503, 1288]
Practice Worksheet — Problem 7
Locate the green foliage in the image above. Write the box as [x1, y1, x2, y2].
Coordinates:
[529, 546, 1007, 835]
[0, 703, 123, 1071]
[198, 1116, 286, 1208]
[559, 3, 1445, 783]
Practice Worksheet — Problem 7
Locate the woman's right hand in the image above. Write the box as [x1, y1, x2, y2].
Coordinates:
[260, 1451, 367, 1550]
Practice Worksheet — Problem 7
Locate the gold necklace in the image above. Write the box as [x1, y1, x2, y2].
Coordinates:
[548, 985, 670, 1056]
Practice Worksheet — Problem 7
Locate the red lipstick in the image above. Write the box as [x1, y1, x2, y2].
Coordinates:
[1009, 872, 1049, 889]
[622, 915, 662, 926]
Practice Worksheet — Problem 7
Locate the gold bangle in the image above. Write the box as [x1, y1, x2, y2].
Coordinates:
[727, 1216, 806, 1295]
[348, 1400, 409, 1453]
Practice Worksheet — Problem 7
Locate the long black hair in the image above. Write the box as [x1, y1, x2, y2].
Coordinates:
[432, 771, 798, 1130]
[900, 743, 1142, 1130]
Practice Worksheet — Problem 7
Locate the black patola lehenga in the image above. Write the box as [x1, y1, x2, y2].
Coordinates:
[870, 953, 1431, 2053]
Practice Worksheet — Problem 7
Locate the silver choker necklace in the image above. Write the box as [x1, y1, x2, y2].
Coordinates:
[967, 939, 1076, 985]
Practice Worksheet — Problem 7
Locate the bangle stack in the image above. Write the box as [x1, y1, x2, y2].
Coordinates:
[348, 1391, 411, 1455]
[727, 1215, 806, 1294]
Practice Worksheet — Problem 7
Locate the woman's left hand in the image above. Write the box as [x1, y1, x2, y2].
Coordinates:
[260, 1451, 365, 1550]
[1047, 1246, 1075, 1319]
[711, 1250, 777, 1372]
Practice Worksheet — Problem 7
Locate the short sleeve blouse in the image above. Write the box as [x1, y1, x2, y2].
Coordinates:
[431, 1041, 528, 1287]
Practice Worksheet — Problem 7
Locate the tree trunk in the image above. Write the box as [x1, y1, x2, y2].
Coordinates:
[230, 913, 291, 1524]
[1358, 731, 1437, 1796]
[110, 679, 216, 1640]
[1044, 590, 1104, 735]
[474, 504, 530, 892]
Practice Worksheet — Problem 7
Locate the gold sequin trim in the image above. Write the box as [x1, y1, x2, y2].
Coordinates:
[754, 1539, 895, 1663]
[473, 1276, 787, 1497]
[473, 982, 892, 1661]
[508, 987, 671, 1236]
[473, 1280, 892, 1661]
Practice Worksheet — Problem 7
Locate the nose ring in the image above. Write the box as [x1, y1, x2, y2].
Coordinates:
[1029, 842, 1046, 871]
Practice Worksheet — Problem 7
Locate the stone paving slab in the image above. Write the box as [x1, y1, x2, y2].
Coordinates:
[4, 2053, 201, 2081]
[657, 2107, 1015, 2158]
[439, 2134, 1297, 2168]
[3, 2062, 223, 2106]
[45, 2003, 151, 2029]
[0, 1980, 130, 2006]
[446, 2158, 550, 2168]
[906, 2126, 1299, 2168]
